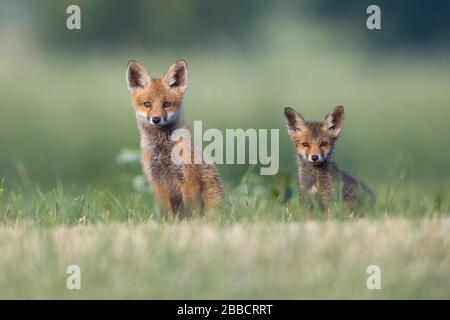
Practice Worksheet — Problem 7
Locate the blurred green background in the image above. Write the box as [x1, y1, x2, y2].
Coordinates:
[0, 0, 449, 190]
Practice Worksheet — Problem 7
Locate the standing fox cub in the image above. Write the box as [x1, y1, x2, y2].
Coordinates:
[284, 106, 374, 211]
[126, 60, 223, 216]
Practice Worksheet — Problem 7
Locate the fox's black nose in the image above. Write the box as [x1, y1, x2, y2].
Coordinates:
[311, 155, 319, 162]
[152, 117, 161, 124]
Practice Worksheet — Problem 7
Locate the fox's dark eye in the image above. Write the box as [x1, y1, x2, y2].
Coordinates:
[144, 102, 151, 108]
[163, 101, 171, 108]
[302, 142, 309, 147]
[320, 141, 328, 147]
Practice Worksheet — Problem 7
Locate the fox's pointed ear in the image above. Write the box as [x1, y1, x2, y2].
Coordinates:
[164, 60, 188, 93]
[126, 60, 151, 91]
[284, 107, 306, 135]
[324, 106, 345, 137]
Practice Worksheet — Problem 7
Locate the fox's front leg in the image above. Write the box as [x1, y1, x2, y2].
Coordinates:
[179, 179, 202, 215]
[299, 189, 327, 216]
[299, 189, 314, 214]
[152, 182, 177, 218]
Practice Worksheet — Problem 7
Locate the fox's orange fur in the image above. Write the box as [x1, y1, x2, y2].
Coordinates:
[284, 106, 374, 211]
[126, 60, 223, 216]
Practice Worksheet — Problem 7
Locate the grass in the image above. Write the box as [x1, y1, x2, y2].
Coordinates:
[2, 171, 449, 226]
[0, 177, 449, 299]
[0, 216, 449, 299]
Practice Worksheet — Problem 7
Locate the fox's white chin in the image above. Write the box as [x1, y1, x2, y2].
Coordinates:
[136, 110, 181, 127]
[307, 159, 325, 165]
[298, 154, 327, 164]
[140, 118, 169, 126]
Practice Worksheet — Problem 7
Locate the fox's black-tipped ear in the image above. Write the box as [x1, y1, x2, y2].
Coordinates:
[164, 60, 188, 93]
[126, 60, 151, 91]
[284, 107, 306, 135]
[324, 105, 345, 137]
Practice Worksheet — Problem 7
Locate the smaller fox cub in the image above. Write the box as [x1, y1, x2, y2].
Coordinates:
[284, 106, 374, 211]
[126, 60, 223, 216]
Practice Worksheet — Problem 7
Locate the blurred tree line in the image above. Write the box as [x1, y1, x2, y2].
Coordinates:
[11, 0, 450, 50]
[314, 0, 450, 49]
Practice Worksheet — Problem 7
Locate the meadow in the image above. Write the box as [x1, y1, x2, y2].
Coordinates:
[0, 18, 449, 299]
[0, 171, 449, 299]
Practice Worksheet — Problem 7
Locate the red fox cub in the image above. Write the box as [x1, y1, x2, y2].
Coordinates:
[284, 106, 374, 211]
[126, 60, 223, 216]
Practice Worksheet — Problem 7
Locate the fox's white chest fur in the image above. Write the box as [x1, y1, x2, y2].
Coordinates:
[309, 184, 318, 195]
